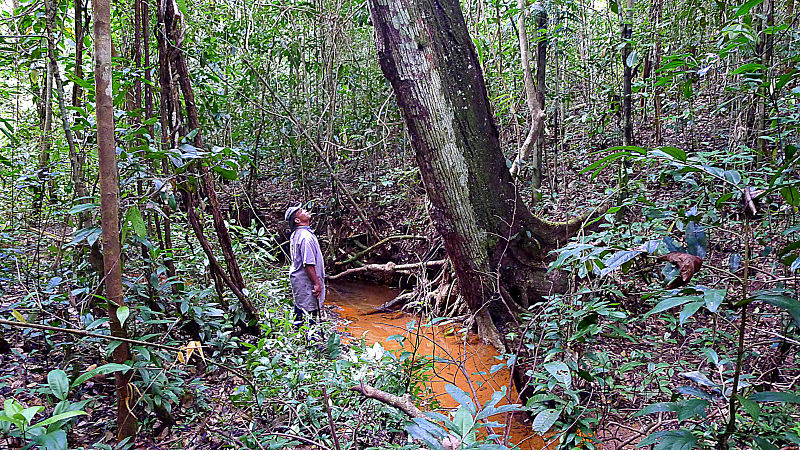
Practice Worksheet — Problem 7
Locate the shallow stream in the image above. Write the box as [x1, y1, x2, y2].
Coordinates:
[327, 281, 548, 450]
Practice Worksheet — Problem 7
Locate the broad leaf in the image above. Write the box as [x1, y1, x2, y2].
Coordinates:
[47, 370, 69, 401]
[676, 398, 709, 421]
[33, 430, 68, 450]
[124, 206, 147, 239]
[543, 361, 571, 388]
[632, 402, 678, 417]
[646, 296, 700, 317]
[736, 394, 761, 419]
[638, 429, 697, 450]
[752, 291, 800, 329]
[445, 384, 476, 414]
[601, 250, 644, 276]
[72, 363, 132, 388]
[685, 222, 707, 259]
[116, 306, 130, 328]
[702, 289, 726, 313]
[679, 301, 703, 324]
[34, 410, 87, 428]
[532, 409, 559, 434]
[781, 185, 800, 207]
[749, 391, 800, 403]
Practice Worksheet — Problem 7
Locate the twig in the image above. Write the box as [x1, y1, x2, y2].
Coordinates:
[321, 387, 343, 450]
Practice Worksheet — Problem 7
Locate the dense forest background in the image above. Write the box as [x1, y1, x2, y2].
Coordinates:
[0, 0, 798, 448]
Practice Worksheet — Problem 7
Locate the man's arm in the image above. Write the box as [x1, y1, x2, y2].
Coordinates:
[304, 264, 322, 298]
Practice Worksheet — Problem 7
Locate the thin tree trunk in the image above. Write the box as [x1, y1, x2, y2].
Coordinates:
[620, 0, 634, 201]
[509, 0, 546, 183]
[70, 0, 90, 228]
[157, 0, 257, 320]
[533, 7, 547, 189]
[37, 54, 53, 192]
[757, 0, 774, 158]
[653, 0, 663, 144]
[92, 0, 137, 440]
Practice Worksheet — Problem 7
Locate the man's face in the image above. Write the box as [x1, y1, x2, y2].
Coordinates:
[295, 208, 312, 224]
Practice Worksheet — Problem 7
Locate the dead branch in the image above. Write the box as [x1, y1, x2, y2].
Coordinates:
[335, 235, 427, 266]
[350, 382, 425, 419]
[328, 259, 447, 280]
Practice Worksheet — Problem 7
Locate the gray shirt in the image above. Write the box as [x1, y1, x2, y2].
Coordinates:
[289, 226, 326, 311]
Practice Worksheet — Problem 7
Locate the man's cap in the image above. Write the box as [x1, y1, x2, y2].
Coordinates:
[285, 204, 302, 224]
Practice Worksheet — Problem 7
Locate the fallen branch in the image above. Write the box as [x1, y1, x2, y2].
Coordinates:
[350, 382, 425, 419]
[335, 235, 427, 266]
[328, 259, 447, 280]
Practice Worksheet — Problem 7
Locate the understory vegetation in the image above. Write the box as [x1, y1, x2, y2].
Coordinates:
[0, 0, 799, 448]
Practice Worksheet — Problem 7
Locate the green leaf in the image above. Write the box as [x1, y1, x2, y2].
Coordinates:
[453, 405, 475, 439]
[116, 306, 130, 328]
[632, 402, 678, 417]
[543, 361, 571, 388]
[17, 406, 44, 425]
[734, 0, 764, 17]
[67, 203, 97, 215]
[749, 391, 800, 403]
[626, 50, 639, 68]
[676, 398, 708, 421]
[638, 429, 697, 449]
[33, 410, 87, 428]
[532, 409, 559, 434]
[686, 221, 707, 259]
[702, 289, 726, 313]
[752, 292, 800, 329]
[601, 250, 644, 276]
[71, 363, 131, 388]
[781, 185, 800, 207]
[404, 422, 445, 450]
[33, 430, 67, 450]
[679, 301, 703, 325]
[445, 384, 476, 414]
[646, 296, 701, 317]
[736, 394, 761, 419]
[47, 369, 69, 401]
[125, 206, 147, 239]
[653, 146, 686, 162]
[753, 436, 779, 450]
[723, 170, 742, 185]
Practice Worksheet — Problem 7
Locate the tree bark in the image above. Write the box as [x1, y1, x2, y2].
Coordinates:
[368, 0, 588, 349]
[92, 0, 137, 440]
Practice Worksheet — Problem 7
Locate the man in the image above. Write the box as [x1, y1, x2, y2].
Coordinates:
[285, 204, 326, 328]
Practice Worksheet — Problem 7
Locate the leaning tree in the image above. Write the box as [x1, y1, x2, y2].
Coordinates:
[367, 0, 590, 348]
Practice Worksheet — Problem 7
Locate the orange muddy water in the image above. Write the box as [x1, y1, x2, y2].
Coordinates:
[327, 281, 550, 450]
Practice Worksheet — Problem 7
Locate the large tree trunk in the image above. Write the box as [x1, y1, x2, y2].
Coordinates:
[368, 0, 584, 349]
[92, 0, 137, 441]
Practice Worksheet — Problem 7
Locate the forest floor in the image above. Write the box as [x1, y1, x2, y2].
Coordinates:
[2, 91, 798, 449]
